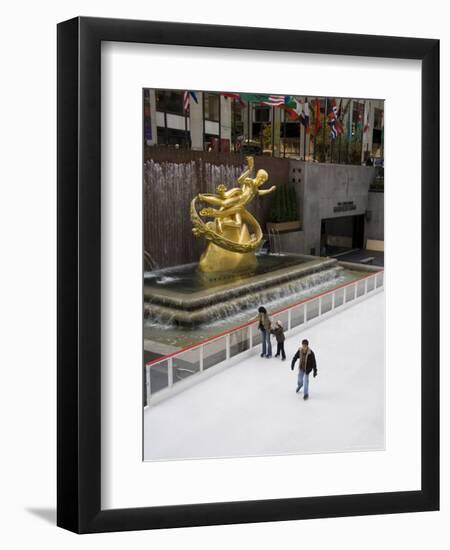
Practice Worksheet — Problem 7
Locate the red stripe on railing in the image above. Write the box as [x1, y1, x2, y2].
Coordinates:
[145, 269, 383, 367]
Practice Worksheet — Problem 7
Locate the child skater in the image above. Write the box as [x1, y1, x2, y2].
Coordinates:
[271, 320, 286, 360]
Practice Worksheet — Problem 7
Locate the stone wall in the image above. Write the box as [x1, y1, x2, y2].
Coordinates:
[365, 191, 385, 242]
[288, 161, 376, 254]
[143, 150, 290, 269]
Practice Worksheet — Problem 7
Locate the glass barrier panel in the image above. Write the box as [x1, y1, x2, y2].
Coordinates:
[345, 284, 355, 302]
[306, 299, 319, 321]
[173, 347, 200, 384]
[321, 294, 333, 314]
[334, 288, 344, 308]
[252, 323, 262, 347]
[290, 304, 305, 327]
[203, 336, 227, 370]
[376, 271, 384, 288]
[230, 327, 250, 358]
[366, 275, 375, 292]
[149, 359, 169, 395]
[357, 279, 366, 297]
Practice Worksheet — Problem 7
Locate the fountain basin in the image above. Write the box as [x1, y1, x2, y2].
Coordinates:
[144, 254, 344, 326]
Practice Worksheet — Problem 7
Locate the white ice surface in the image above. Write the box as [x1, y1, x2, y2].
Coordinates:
[144, 292, 384, 461]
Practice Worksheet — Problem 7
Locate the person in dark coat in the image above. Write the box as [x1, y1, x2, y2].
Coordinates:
[291, 338, 317, 400]
[270, 320, 286, 360]
[257, 306, 272, 358]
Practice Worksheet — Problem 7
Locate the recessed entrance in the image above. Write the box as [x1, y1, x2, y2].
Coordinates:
[321, 214, 365, 256]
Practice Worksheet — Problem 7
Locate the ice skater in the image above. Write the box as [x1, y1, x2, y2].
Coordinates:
[291, 339, 317, 400]
[271, 320, 286, 360]
[257, 306, 272, 358]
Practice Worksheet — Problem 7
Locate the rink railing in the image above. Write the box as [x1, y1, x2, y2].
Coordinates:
[145, 269, 384, 406]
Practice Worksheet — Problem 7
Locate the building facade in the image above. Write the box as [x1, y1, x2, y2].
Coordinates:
[144, 89, 384, 164]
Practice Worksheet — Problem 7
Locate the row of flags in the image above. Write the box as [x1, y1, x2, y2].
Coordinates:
[182, 91, 373, 141]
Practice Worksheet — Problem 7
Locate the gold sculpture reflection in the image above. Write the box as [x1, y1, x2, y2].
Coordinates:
[191, 156, 275, 272]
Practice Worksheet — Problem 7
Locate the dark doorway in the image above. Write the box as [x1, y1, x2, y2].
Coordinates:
[321, 214, 365, 256]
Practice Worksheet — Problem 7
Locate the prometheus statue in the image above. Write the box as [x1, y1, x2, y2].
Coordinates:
[191, 156, 276, 272]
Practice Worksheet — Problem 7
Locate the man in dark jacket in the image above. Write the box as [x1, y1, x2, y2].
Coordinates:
[291, 339, 317, 400]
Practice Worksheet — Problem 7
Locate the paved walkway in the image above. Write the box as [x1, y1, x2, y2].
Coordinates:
[144, 292, 384, 461]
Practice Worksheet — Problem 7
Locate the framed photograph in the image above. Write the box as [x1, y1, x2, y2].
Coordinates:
[57, 16, 439, 533]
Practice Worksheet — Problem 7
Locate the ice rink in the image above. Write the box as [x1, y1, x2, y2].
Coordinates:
[144, 291, 385, 461]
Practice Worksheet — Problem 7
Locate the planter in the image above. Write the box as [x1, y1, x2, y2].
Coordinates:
[267, 220, 301, 233]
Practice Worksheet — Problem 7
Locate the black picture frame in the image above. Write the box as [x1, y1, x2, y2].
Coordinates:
[57, 16, 439, 534]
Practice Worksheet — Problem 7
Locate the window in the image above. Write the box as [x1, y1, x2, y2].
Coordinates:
[155, 90, 184, 115]
[204, 134, 220, 152]
[156, 127, 190, 148]
[281, 122, 301, 138]
[204, 93, 220, 121]
[373, 108, 384, 129]
[255, 106, 270, 122]
[231, 99, 243, 122]
[372, 128, 382, 145]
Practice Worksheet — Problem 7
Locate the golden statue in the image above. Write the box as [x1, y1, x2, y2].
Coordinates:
[191, 156, 276, 272]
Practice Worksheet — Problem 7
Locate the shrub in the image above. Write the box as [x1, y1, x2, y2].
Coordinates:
[269, 184, 298, 223]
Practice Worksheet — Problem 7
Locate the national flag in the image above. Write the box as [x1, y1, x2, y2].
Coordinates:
[356, 102, 364, 132]
[239, 93, 295, 108]
[298, 99, 310, 133]
[281, 105, 299, 121]
[337, 98, 345, 133]
[282, 96, 297, 109]
[363, 101, 370, 133]
[221, 92, 246, 107]
[338, 98, 352, 139]
[183, 91, 198, 112]
[347, 100, 353, 139]
[313, 97, 321, 136]
[265, 95, 288, 106]
[337, 98, 343, 119]
[183, 91, 189, 112]
[327, 99, 344, 140]
[281, 105, 298, 122]
[222, 92, 241, 100]
[240, 93, 271, 104]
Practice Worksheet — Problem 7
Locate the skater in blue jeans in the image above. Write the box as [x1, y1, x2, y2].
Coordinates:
[257, 306, 272, 358]
[291, 339, 317, 400]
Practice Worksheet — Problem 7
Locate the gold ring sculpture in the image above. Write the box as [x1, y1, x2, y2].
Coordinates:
[191, 156, 276, 273]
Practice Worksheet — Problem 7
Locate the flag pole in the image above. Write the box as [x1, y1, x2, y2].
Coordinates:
[272, 105, 275, 157]
[338, 98, 346, 164]
[338, 99, 343, 163]
[202, 93, 206, 151]
[303, 97, 307, 160]
[297, 97, 302, 159]
[346, 99, 352, 165]
[184, 93, 189, 149]
[313, 99, 317, 161]
[361, 100, 366, 164]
